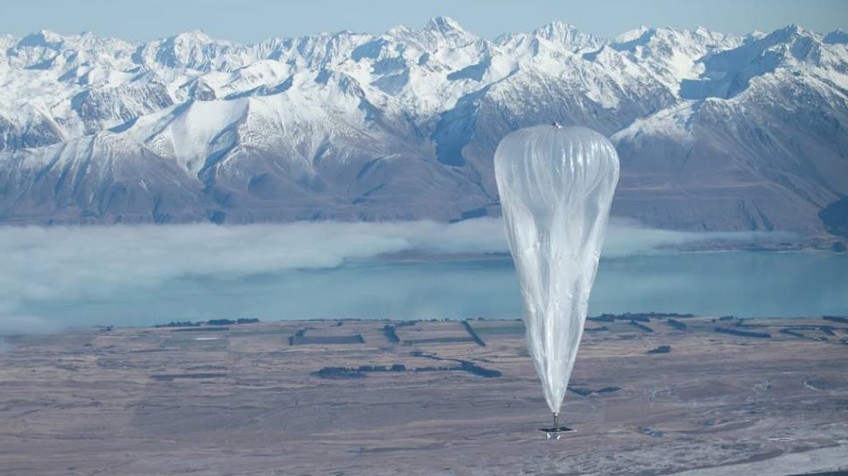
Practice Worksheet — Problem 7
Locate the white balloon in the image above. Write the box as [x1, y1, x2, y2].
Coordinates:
[494, 124, 620, 416]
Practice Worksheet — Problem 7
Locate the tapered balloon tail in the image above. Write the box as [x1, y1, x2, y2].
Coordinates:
[539, 412, 574, 440]
[494, 125, 620, 421]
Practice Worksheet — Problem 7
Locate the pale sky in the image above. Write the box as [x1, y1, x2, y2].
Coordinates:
[0, 0, 845, 43]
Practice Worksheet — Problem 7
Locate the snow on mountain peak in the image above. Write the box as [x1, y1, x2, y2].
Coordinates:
[762, 24, 808, 45]
[532, 21, 604, 51]
[384, 16, 478, 52]
[137, 29, 249, 72]
[615, 26, 652, 44]
[0, 21, 846, 230]
[424, 16, 467, 36]
[174, 29, 215, 42]
[17, 29, 66, 48]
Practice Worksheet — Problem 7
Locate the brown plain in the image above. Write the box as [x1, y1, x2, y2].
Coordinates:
[0, 316, 846, 475]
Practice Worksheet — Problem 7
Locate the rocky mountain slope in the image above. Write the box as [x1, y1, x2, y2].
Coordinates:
[0, 18, 846, 245]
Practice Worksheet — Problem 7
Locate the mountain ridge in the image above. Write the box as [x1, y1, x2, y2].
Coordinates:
[0, 18, 846, 248]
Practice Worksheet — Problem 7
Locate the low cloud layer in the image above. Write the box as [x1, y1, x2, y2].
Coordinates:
[0, 219, 817, 335]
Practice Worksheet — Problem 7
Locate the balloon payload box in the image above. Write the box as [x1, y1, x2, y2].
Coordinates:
[539, 412, 574, 440]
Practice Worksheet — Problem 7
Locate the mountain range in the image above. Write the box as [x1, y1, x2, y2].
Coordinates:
[0, 18, 846, 247]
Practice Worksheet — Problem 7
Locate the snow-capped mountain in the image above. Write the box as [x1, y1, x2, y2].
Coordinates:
[0, 19, 846, 245]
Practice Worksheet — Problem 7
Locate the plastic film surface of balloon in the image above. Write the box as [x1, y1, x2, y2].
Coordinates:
[494, 125, 620, 414]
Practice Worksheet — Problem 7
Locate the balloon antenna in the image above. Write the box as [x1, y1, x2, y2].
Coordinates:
[540, 412, 574, 440]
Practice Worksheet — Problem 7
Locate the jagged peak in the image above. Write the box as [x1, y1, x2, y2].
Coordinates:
[611, 26, 659, 52]
[385, 24, 411, 37]
[423, 16, 467, 35]
[758, 24, 815, 44]
[825, 29, 848, 45]
[383, 16, 477, 50]
[533, 21, 602, 47]
[17, 29, 66, 47]
[748, 24, 818, 50]
[614, 25, 652, 44]
[534, 20, 579, 36]
[782, 23, 804, 35]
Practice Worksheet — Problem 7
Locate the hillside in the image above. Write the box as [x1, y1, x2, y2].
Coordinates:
[0, 19, 846, 247]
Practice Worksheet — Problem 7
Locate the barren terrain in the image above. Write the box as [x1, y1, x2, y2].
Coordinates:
[1, 315, 847, 475]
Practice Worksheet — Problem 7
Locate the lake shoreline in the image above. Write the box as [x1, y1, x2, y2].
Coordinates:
[4, 312, 846, 339]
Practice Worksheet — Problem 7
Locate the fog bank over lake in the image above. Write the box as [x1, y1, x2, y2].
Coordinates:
[0, 219, 844, 333]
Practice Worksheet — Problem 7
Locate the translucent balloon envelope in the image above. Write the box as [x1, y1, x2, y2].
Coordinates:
[494, 125, 620, 419]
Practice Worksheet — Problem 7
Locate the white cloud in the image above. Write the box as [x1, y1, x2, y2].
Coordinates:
[0, 219, 792, 334]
